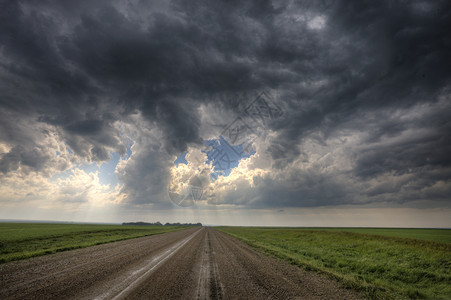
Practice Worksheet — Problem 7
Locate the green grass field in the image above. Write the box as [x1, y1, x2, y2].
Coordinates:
[217, 227, 451, 299]
[0, 223, 188, 263]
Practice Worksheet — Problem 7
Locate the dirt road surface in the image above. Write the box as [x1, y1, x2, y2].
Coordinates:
[0, 227, 362, 299]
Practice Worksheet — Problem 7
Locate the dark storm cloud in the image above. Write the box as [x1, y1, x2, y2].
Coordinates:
[117, 147, 172, 205]
[0, 0, 450, 206]
[0, 0, 261, 157]
[0, 145, 49, 174]
[272, 0, 451, 136]
[261, 1, 451, 208]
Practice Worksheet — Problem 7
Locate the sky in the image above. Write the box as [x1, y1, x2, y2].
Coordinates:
[0, 0, 450, 227]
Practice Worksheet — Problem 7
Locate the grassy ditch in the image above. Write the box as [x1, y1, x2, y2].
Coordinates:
[0, 223, 188, 263]
[217, 227, 451, 299]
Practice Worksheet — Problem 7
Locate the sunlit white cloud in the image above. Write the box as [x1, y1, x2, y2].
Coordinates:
[0, 168, 123, 210]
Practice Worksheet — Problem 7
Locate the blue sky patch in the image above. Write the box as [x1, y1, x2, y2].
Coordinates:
[203, 136, 255, 180]
[174, 151, 188, 166]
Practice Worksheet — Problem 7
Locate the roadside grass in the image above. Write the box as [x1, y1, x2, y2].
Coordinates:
[0, 223, 188, 264]
[217, 227, 451, 299]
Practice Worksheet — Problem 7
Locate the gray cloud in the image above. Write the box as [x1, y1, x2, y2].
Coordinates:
[0, 0, 450, 208]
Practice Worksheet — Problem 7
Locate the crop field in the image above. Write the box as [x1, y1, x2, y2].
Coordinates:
[217, 227, 451, 299]
[0, 223, 187, 263]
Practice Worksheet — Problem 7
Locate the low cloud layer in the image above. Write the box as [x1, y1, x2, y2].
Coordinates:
[0, 0, 450, 220]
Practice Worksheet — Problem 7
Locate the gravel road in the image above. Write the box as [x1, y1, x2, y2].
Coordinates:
[0, 227, 362, 299]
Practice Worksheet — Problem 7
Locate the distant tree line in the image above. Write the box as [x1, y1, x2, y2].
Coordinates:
[122, 221, 202, 226]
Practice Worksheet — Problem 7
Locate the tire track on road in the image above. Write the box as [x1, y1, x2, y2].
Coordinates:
[96, 228, 202, 300]
[0, 230, 189, 290]
[0, 228, 201, 300]
[210, 228, 363, 300]
[196, 229, 223, 300]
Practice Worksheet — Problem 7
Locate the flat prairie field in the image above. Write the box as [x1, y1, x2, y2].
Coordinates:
[217, 227, 451, 299]
[0, 223, 188, 263]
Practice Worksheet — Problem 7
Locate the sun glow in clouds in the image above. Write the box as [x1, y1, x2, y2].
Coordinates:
[169, 143, 265, 207]
[169, 148, 210, 207]
[168, 91, 282, 207]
